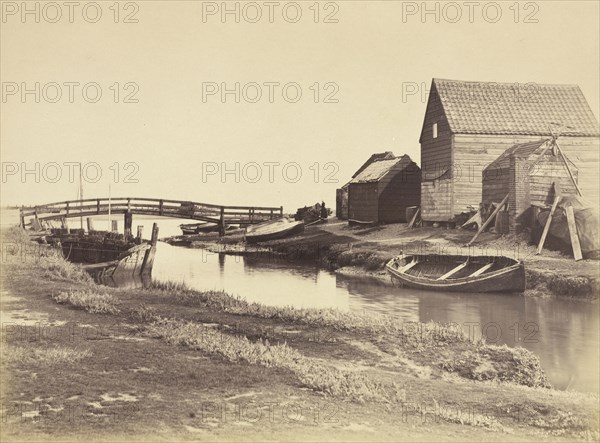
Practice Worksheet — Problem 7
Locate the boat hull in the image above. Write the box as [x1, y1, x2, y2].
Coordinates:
[386, 254, 526, 293]
[245, 219, 305, 243]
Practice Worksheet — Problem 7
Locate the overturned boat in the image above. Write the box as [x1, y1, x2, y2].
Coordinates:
[386, 253, 525, 293]
[244, 218, 304, 243]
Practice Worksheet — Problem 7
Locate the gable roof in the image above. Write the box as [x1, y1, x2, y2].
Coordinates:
[351, 151, 395, 178]
[485, 139, 578, 171]
[351, 155, 414, 183]
[424, 78, 600, 137]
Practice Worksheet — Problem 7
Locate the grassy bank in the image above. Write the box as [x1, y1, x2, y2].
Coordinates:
[2, 227, 599, 441]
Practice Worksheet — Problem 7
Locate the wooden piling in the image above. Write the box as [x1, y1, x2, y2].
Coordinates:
[86, 217, 94, 232]
[141, 223, 159, 275]
[111, 220, 118, 232]
[136, 225, 143, 241]
[124, 211, 133, 237]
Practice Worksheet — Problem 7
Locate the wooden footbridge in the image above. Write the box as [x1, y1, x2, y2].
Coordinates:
[20, 197, 284, 235]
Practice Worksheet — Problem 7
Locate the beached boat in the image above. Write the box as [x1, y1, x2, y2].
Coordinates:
[179, 222, 219, 235]
[82, 242, 156, 286]
[386, 253, 525, 293]
[244, 218, 304, 243]
[47, 226, 159, 287]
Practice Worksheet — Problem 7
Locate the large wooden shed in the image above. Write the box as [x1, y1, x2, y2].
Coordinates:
[482, 140, 579, 232]
[336, 152, 395, 219]
[347, 155, 421, 224]
[419, 78, 599, 224]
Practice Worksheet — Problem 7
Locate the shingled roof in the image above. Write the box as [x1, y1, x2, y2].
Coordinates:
[427, 78, 600, 137]
[351, 155, 414, 183]
[485, 139, 578, 171]
[351, 151, 395, 178]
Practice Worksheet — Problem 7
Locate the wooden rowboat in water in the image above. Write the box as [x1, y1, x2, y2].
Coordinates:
[245, 218, 304, 243]
[386, 253, 525, 293]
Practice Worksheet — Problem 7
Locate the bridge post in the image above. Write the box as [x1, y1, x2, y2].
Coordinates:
[87, 217, 94, 232]
[280, 206, 283, 217]
[111, 220, 118, 232]
[66, 202, 70, 215]
[159, 200, 163, 216]
[20, 207, 25, 228]
[97, 199, 100, 214]
[124, 210, 133, 238]
[136, 225, 143, 243]
[219, 207, 225, 237]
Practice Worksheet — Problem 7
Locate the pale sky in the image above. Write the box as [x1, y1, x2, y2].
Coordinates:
[1, 0, 599, 210]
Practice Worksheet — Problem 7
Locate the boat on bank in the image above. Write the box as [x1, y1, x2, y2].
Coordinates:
[386, 253, 525, 293]
[244, 218, 304, 243]
[179, 222, 219, 235]
[45, 225, 159, 287]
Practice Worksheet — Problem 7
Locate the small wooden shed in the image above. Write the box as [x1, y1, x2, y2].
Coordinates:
[482, 139, 579, 232]
[336, 152, 395, 219]
[348, 155, 421, 224]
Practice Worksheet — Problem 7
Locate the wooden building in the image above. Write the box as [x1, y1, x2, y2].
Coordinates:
[419, 78, 600, 224]
[336, 152, 394, 219]
[482, 140, 579, 232]
[347, 155, 421, 224]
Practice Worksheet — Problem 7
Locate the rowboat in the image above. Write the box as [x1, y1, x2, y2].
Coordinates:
[386, 253, 525, 293]
[244, 218, 304, 243]
[180, 222, 219, 235]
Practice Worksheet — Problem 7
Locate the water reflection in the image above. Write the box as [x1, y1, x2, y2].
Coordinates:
[152, 242, 599, 393]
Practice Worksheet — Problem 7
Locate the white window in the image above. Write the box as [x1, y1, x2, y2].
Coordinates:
[433, 123, 438, 139]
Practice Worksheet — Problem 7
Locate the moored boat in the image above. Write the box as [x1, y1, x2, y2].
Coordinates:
[45, 225, 159, 287]
[386, 253, 525, 293]
[244, 218, 304, 243]
[179, 222, 219, 235]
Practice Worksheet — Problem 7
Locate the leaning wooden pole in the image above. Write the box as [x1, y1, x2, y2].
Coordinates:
[467, 193, 509, 246]
[565, 205, 583, 261]
[536, 183, 560, 255]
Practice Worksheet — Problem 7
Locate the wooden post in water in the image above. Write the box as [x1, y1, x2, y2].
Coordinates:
[141, 223, 159, 276]
[87, 217, 94, 232]
[219, 207, 225, 237]
[111, 220, 118, 232]
[124, 211, 133, 238]
[136, 225, 143, 241]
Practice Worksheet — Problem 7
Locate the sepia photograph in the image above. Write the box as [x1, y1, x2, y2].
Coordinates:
[1, 1, 599, 441]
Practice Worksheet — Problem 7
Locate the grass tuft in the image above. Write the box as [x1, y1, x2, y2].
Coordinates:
[52, 289, 120, 314]
[3, 345, 92, 365]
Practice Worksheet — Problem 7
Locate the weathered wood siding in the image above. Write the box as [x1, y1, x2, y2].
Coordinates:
[482, 167, 509, 205]
[348, 182, 378, 222]
[336, 187, 348, 219]
[377, 163, 421, 223]
[419, 83, 453, 221]
[454, 134, 599, 219]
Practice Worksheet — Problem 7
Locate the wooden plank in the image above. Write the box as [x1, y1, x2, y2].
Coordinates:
[466, 193, 509, 246]
[469, 262, 494, 277]
[407, 208, 420, 228]
[536, 183, 560, 255]
[437, 261, 469, 280]
[398, 260, 419, 274]
[565, 205, 583, 261]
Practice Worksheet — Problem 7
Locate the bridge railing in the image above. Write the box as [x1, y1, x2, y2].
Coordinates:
[20, 197, 284, 227]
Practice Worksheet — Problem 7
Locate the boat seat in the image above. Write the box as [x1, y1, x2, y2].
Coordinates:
[468, 262, 494, 277]
[398, 260, 419, 274]
[436, 260, 469, 280]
